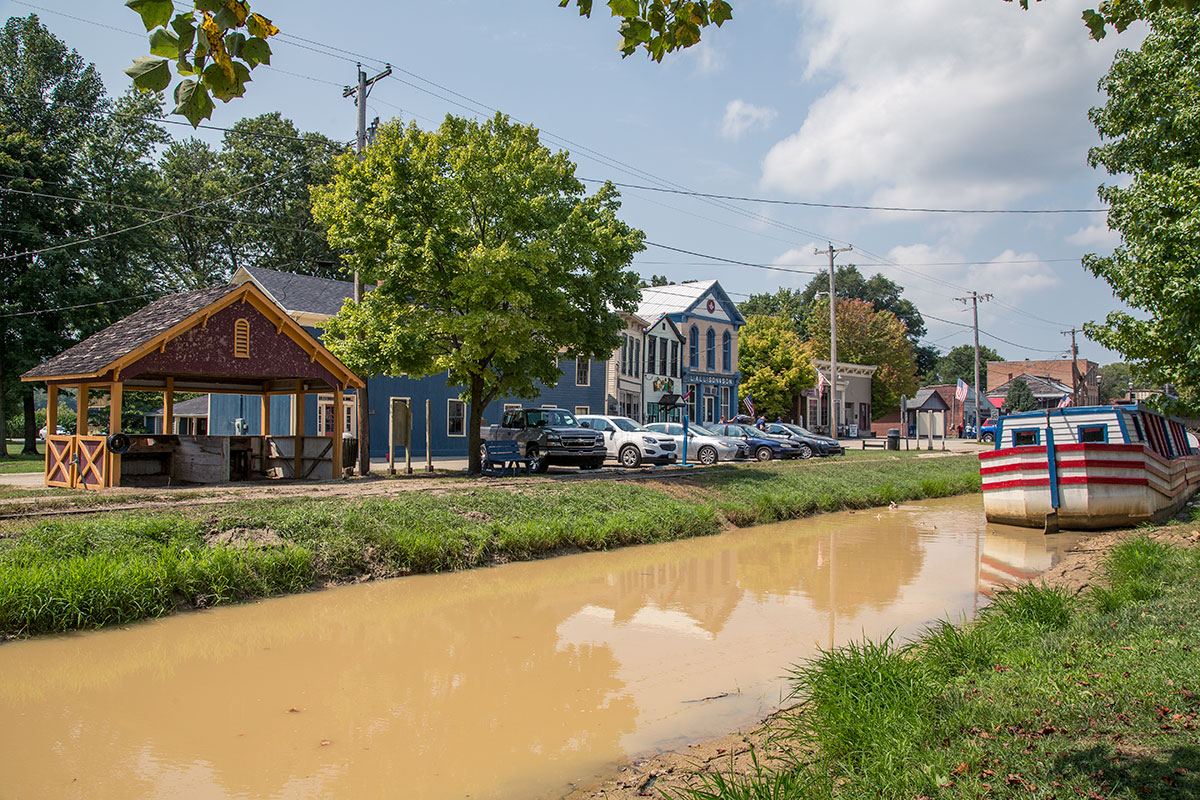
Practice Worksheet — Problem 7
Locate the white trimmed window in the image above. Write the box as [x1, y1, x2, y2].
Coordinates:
[447, 399, 466, 437]
[575, 406, 590, 416]
[576, 356, 590, 386]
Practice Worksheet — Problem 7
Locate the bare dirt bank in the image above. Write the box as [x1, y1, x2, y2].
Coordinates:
[562, 519, 1200, 800]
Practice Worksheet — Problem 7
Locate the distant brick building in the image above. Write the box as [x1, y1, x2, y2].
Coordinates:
[986, 359, 1099, 406]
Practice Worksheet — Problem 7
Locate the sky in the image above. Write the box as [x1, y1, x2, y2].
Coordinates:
[2, 0, 1149, 364]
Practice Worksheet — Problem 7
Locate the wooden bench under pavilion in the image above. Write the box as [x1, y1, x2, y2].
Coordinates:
[21, 281, 364, 490]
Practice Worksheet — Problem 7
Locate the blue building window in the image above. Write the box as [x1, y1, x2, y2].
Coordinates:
[722, 331, 731, 372]
[705, 328, 715, 370]
[689, 325, 699, 368]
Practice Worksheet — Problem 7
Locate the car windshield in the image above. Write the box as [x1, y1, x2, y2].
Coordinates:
[689, 425, 716, 437]
[785, 424, 817, 436]
[525, 409, 579, 428]
[611, 417, 645, 432]
[731, 424, 761, 438]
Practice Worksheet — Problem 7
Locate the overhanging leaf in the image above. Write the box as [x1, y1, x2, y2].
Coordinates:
[173, 78, 215, 126]
[149, 28, 181, 59]
[224, 31, 246, 59]
[125, 0, 173, 32]
[124, 56, 172, 92]
[241, 37, 272, 68]
[170, 13, 197, 53]
[245, 12, 279, 39]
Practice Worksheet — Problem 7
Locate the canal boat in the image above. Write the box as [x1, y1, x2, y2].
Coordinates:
[979, 405, 1200, 531]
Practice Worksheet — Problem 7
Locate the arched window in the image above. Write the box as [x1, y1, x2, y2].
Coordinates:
[689, 325, 699, 368]
[233, 318, 250, 359]
[705, 328, 715, 370]
[722, 331, 732, 372]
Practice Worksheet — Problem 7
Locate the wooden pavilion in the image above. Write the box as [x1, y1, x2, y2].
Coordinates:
[21, 281, 363, 489]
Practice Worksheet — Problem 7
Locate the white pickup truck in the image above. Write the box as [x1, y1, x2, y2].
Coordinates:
[577, 415, 678, 468]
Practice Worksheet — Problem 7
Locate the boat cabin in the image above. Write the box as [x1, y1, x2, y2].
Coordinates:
[992, 405, 1196, 457]
[21, 282, 363, 490]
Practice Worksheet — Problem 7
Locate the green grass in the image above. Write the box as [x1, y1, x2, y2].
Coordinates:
[0, 440, 44, 474]
[676, 533, 1200, 800]
[0, 454, 981, 637]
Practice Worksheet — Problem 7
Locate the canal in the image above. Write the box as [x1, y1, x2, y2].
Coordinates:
[0, 495, 1078, 799]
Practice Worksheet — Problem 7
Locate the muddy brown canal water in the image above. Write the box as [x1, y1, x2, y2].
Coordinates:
[0, 495, 1078, 800]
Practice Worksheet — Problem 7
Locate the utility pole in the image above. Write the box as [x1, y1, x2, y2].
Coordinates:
[343, 63, 391, 476]
[815, 242, 851, 437]
[1062, 327, 1081, 406]
[954, 291, 992, 442]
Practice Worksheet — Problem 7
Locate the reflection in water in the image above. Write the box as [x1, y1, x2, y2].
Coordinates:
[0, 495, 1069, 800]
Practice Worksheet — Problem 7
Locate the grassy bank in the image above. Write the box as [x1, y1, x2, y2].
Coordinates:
[680, 527, 1200, 800]
[0, 441, 43, 474]
[0, 454, 981, 638]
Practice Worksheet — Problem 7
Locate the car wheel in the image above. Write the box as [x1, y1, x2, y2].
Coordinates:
[755, 445, 773, 462]
[698, 445, 718, 466]
[982, 433, 995, 443]
[798, 443, 814, 460]
[619, 444, 643, 468]
[527, 445, 549, 474]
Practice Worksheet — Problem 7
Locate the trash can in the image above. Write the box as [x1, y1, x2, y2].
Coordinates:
[341, 433, 357, 468]
[886, 428, 900, 451]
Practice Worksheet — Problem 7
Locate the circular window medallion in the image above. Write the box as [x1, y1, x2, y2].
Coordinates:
[706, 298, 716, 313]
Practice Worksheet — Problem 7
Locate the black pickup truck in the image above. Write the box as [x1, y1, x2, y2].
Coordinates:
[480, 407, 607, 473]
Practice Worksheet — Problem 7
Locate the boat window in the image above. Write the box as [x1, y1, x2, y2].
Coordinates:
[1012, 428, 1040, 446]
[1130, 415, 1144, 441]
[1078, 424, 1107, 443]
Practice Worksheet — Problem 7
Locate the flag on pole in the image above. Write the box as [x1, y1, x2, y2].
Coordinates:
[681, 388, 693, 402]
[1058, 394, 1072, 408]
[817, 371, 828, 395]
[955, 378, 969, 402]
[743, 393, 754, 416]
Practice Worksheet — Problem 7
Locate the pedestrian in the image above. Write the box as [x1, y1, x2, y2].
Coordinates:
[957, 422, 964, 438]
[755, 415, 767, 431]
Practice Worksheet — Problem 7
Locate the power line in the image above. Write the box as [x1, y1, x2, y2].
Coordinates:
[644, 241, 821, 276]
[580, 178, 1107, 215]
[0, 293, 158, 319]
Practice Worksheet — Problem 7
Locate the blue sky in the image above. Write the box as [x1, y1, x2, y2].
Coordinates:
[4, 0, 1146, 363]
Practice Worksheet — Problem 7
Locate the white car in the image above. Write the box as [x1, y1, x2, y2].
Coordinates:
[578, 415, 679, 468]
[38, 425, 68, 440]
[643, 422, 740, 465]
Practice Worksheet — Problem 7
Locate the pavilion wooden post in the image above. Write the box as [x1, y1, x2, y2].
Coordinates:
[294, 380, 305, 478]
[109, 382, 123, 488]
[261, 392, 271, 436]
[76, 384, 89, 436]
[163, 377, 174, 435]
[46, 385, 58, 484]
[331, 386, 344, 479]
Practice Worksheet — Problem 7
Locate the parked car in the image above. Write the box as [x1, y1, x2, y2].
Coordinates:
[764, 422, 844, 459]
[479, 407, 607, 473]
[38, 425, 68, 440]
[707, 423, 803, 461]
[643, 422, 741, 465]
[578, 415, 678, 468]
[965, 419, 999, 442]
[689, 424, 752, 461]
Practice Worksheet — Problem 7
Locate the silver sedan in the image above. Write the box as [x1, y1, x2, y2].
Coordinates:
[643, 422, 740, 465]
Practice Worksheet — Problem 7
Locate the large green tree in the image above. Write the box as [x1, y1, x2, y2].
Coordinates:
[805, 298, 919, 418]
[0, 15, 159, 455]
[313, 113, 644, 473]
[935, 343, 1003, 389]
[737, 314, 816, 421]
[1098, 361, 1134, 402]
[1083, 9, 1200, 413]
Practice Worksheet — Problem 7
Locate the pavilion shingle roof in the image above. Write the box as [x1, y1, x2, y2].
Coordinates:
[22, 284, 239, 380]
[239, 266, 354, 317]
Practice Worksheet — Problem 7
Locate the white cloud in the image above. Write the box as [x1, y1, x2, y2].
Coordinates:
[721, 99, 778, 141]
[1066, 223, 1120, 249]
[760, 0, 1133, 209]
[688, 40, 726, 74]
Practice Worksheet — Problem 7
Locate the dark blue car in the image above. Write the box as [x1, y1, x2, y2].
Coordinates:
[709, 423, 802, 461]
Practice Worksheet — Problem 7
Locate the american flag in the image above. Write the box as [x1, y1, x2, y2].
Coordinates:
[956, 378, 969, 402]
[817, 371, 827, 395]
[1058, 394, 1073, 408]
[743, 393, 754, 416]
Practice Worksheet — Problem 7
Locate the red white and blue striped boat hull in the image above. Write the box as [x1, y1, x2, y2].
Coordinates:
[980, 406, 1200, 531]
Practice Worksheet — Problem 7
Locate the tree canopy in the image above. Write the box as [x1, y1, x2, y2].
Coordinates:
[737, 315, 815, 421]
[1083, 9, 1200, 413]
[1004, 377, 1039, 413]
[935, 343, 1003, 389]
[312, 112, 644, 473]
[805, 299, 918, 418]
[561, 0, 732, 60]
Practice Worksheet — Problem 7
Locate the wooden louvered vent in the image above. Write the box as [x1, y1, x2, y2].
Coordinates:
[234, 318, 250, 358]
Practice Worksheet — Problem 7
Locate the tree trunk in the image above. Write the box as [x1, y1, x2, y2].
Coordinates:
[467, 374, 485, 475]
[21, 389, 38, 455]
